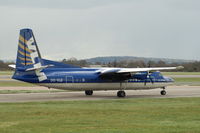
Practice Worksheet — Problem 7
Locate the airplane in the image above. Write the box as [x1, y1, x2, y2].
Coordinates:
[9, 28, 183, 97]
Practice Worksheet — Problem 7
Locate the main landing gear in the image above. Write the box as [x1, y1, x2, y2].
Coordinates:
[117, 91, 126, 97]
[85, 90, 93, 96]
[160, 87, 166, 95]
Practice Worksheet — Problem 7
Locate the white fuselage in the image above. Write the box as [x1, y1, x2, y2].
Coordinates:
[39, 82, 173, 91]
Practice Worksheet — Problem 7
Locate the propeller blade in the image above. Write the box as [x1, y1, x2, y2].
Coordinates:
[149, 76, 154, 84]
[144, 79, 147, 86]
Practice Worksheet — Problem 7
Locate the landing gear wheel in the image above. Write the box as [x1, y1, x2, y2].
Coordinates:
[85, 90, 93, 96]
[160, 90, 166, 95]
[117, 91, 126, 97]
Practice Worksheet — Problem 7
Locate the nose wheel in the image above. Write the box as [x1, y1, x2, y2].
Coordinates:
[117, 91, 126, 97]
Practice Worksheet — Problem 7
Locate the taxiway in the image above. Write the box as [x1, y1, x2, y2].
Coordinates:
[0, 86, 199, 102]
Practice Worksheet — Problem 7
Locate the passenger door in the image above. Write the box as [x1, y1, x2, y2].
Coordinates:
[66, 76, 74, 83]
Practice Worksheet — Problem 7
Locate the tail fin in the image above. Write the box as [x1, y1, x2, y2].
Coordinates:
[13, 28, 80, 83]
[16, 28, 42, 69]
[14, 28, 48, 82]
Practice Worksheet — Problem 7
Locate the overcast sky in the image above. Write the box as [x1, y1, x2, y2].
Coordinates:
[0, 0, 199, 61]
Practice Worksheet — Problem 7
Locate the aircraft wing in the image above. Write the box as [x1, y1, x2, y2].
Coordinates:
[97, 66, 183, 80]
[116, 66, 184, 73]
[99, 66, 183, 74]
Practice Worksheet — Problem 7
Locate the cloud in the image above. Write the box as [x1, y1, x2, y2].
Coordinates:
[0, 0, 199, 60]
[0, 0, 133, 9]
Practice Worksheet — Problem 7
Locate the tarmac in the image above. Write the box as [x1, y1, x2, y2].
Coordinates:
[0, 86, 199, 103]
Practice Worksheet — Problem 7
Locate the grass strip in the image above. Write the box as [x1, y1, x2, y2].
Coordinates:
[173, 77, 200, 82]
[0, 81, 36, 87]
[0, 71, 13, 75]
[0, 89, 66, 94]
[162, 72, 200, 75]
[0, 97, 200, 133]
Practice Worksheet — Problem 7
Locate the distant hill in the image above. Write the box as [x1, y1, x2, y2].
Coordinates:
[1, 56, 195, 65]
[85, 56, 194, 64]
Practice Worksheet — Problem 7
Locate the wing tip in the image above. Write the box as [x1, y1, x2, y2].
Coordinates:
[176, 66, 184, 70]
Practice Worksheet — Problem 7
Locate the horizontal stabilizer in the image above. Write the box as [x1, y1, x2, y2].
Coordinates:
[8, 64, 16, 69]
[26, 64, 54, 71]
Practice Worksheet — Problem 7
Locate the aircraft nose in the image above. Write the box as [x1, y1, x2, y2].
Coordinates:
[169, 77, 174, 82]
[164, 76, 174, 82]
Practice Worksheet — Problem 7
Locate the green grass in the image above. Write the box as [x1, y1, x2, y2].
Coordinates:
[0, 89, 66, 94]
[0, 81, 36, 87]
[163, 72, 200, 75]
[174, 77, 200, 82]
[0, 71, 13, 75]
[173, 77, 200, 86]
[0, 98, 200, 133]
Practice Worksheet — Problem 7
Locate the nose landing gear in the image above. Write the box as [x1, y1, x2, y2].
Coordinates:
[117, 82, 127, 97]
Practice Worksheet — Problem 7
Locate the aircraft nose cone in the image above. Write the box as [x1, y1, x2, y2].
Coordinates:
[169, 77, 174, 82]
[164, 76, 174, 82]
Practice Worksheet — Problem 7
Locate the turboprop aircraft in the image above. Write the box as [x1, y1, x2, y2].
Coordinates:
[10, 28, 183, 97]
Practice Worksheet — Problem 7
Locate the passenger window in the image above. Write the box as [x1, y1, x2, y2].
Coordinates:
[82, 78, 85, 82]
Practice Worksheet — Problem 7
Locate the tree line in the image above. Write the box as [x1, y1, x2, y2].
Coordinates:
[62, 58, 200, 72]
[0, 58, 200, 72]
[0, 60, 13, 71]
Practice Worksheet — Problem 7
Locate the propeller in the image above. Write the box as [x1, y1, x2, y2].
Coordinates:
[144, 72, 154, 86]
